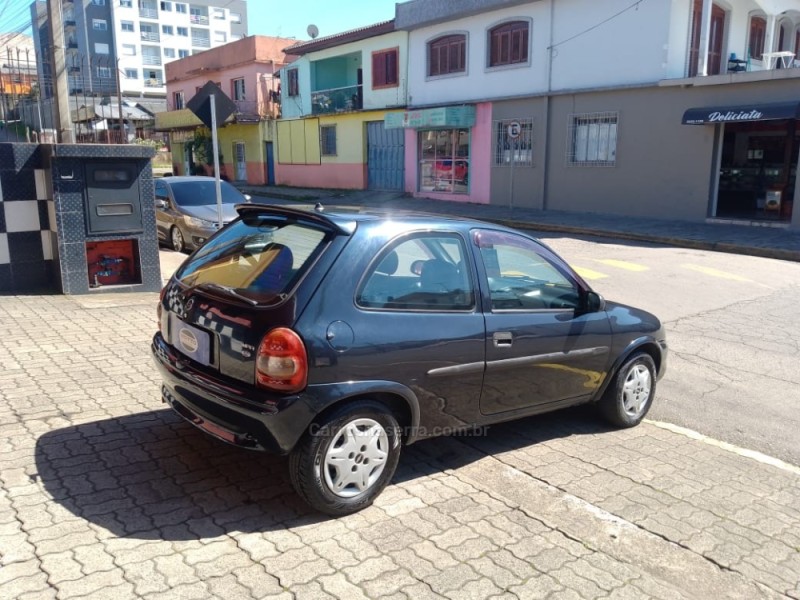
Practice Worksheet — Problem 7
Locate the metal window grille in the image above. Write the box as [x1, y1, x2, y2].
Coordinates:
[493, 118, 533, 167]
[567, 111, 618, 167]
[320, 126, 337, 156]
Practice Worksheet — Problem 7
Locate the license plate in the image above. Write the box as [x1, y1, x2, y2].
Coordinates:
[170, 313, 211, 366]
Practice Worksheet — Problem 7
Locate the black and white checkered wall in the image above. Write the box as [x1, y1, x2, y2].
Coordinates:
[0, 144, 56, 292]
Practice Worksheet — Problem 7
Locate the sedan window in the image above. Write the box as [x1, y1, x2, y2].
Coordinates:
[473, 229, 580, 311]
[169, 180, 245, 206]
[357, 234, 474, 311]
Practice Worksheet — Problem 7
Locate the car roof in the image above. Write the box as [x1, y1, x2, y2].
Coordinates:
[160, 176, 221, 184]
[235, 202, 520, 237]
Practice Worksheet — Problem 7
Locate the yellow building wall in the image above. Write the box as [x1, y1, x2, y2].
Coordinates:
[277, 119, 321, 164]
[318, 113, 371, 164]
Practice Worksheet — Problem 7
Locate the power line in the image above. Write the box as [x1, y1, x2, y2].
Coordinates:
[548, 0, 647, 50]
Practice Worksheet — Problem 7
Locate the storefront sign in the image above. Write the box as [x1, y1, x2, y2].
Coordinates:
[682, 101, 800, 125]
[386, 106, 476, 129]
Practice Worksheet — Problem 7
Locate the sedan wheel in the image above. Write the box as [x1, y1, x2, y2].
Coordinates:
[289, 401, 401, 516]
[598, 352, 656, 428]
[170, 226, 185, 253]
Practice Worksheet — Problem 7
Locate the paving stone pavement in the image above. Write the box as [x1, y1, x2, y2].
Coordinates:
[1, 293, 799, 600]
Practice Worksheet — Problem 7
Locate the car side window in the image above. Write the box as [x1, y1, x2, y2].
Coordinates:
[472, 229, 580, 311]
[357, 233, 474, 311]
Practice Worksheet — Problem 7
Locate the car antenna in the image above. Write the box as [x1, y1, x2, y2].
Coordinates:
[315, 202, 325, 212]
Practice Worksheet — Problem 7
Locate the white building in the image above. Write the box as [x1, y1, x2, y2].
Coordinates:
[30, 0, 248, 98]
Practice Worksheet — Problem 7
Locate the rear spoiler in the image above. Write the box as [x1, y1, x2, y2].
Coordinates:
[235, 203, 356, 235]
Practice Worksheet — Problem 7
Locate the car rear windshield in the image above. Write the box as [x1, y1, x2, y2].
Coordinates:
[175, 213, 331, 304]
[170, 180, 244, 206]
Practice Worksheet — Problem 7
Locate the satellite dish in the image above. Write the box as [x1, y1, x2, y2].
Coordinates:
[307, 24, 319, 39]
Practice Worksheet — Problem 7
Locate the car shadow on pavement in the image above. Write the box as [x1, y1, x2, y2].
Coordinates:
[34, 405, 610, 537]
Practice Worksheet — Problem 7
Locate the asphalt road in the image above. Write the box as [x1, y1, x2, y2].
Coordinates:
[160, 225, 800, 466]
[536, 232, 800, 466]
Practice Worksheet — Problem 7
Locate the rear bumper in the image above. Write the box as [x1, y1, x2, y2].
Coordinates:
[151, 332, 309, 454]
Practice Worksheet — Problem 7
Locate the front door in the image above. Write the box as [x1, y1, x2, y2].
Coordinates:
[367, 120, 405, 190]
[472, 229, 612, 415]
[708, 5, 726, 75]
[265, 142, 275, 185]
[234, 142, 246, 181]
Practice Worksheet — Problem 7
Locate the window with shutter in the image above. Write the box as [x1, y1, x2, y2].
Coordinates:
[288, 68, 299, 97]
[749, 17, 766, 60]
[488, 21, 529, 67]
[428, 34, 466, 77]
[372, 48, 399, 89]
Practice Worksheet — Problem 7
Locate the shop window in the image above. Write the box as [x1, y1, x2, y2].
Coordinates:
[419, 129, 470, 194]
[567, 112, 618, 167]
[372, 48, 399, 89]
[320, 126, 337, 156]
[749, 16, 766, 60]
[287, 68, 299, 97]
[428, 34, 466, 77]
[493, 119, 533, 166]
[488, 20, 530, 68]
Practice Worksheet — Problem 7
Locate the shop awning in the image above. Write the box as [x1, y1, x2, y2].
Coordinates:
[682, 101, 800, 125]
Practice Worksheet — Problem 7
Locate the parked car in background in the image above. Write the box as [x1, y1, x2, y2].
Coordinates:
[152, 204, 667, 516]
[155, 176, 251, 252]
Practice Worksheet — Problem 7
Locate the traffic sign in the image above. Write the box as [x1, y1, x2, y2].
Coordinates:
[507, 121, 522, 139]
[186, 81, 237, 130]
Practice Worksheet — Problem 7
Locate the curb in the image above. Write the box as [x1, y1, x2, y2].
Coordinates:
[491, 219, 800, 263]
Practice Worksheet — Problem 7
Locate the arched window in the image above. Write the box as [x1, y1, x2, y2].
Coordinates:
[428, 34, 466, 77]
[488, 20, 529, 67]
[749, 16, 767, 60]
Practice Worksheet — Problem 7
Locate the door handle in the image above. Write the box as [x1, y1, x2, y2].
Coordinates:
[493, 332, 513, 347]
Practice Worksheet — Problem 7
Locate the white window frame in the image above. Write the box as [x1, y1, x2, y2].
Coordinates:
[177, 27, 188, 37]
[94, 42, 110, 54]
[164, 48, 176, 58]
[175, 3, 187, 14]
[121, 21, 135, 32]
[160, 1, 172, 11]
[567, 112, 619, 167]
[230, 12, 241, 23]
[212, 8, 225, 19]
[162, 25, 174, 35]
[124, 68, 138, 79]
[120, 0, 133, 7]
[178, 49, 189, 58]
[92, 19, 108, 31]
[214, 31, 227, 43]
[232, 77, 245, 100]
[97, 66, 112, 78]
[121, 44, 136, 56]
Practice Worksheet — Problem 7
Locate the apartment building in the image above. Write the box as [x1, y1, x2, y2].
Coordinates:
[30, 0, 248, 98]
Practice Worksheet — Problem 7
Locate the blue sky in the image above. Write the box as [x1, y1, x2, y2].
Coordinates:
[248, 0, 399, 41]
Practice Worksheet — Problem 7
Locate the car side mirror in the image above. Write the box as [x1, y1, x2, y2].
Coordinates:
[584, 291, 606, 313]
[155, 198, 167, 209]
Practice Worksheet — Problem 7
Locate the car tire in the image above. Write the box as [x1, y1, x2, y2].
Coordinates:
[289, 400, 401, 516]
[598, 352, 656, 428]
[170, 226, 185, 253]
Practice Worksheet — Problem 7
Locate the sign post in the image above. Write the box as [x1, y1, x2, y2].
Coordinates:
[209, 94, 223, 228]
[506, 121, 521, 209]
[186, 81, 238, 228]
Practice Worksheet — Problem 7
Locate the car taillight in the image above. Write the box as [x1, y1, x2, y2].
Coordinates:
[157, 286, 166, 334]
[256, 328, 308, 393]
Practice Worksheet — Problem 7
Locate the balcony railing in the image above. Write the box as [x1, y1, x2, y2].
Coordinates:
[311, 84, 363, 115]
[142, 54, 162, 66]
[190, 15, 209, 25]
[139, 7, 157, 18]
[144, 78, 164, 88]
[140, 31, 160, 42]
[192, 36, 210, 48]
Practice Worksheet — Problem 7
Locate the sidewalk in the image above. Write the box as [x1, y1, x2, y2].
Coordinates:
[1, 295, 799, 597]
[239, 185, 800, 263]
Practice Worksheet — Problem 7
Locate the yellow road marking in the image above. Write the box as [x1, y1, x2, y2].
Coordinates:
[681, 264, 752, 282]
[594, 259, 649, 272]
[572, 266, 608, 280]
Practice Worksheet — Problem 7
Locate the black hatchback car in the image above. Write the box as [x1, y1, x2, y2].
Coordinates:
[152, 204, 667, 515]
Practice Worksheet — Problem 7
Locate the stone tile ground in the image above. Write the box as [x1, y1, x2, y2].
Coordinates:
[1, 294, 798, 599]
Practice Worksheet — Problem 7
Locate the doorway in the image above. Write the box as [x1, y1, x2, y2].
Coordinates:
[265, 141, 275, 185]
[233, 142, 246, 181]
[716, 120, 798, 222]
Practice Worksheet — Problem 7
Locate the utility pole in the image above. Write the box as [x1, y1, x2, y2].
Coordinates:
[47, 0, 75, 143]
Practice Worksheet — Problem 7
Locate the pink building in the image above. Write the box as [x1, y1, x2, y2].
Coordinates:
[157, 36, 297, 184]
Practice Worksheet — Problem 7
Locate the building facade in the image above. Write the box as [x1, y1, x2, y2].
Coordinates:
[389, 0, 800, 228]
[277, 22, 409, 190]
[156, 35, 295, 184]
[30, 0, 248, 99]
